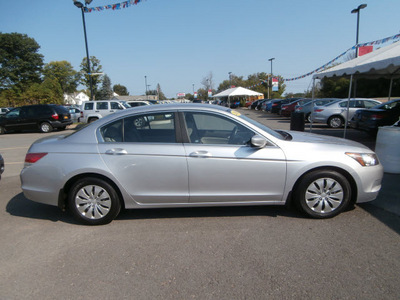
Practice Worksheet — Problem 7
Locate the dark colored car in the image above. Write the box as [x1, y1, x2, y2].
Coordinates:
[0, 153, 4, 181]
[267, 99, 294, 114]
[0, 104, 72, 134]
[250, 99, 263, 109]
[280, 98, 312, 117]
[349, 99, 400, 135]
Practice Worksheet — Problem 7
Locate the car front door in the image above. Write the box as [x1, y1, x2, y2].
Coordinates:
[3, 108, 26, 131]
[97, 111, 189, 205]
[181, 111, 287, 203]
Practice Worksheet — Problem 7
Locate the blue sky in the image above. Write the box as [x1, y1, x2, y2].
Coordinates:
[1, 0, 399, 98]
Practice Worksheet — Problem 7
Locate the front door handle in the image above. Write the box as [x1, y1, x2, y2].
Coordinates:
[189, 151, 212, 158]
[105, 148, 127, 155]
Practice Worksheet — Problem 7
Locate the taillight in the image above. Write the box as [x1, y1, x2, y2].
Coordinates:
[25, 153, 47, 164]
[370, 114, 383, 120]
[52, 113, 59, 120]
[315, 109, 324, 112]
[297, 107, 303, 111]
[80, 111, 84, 117]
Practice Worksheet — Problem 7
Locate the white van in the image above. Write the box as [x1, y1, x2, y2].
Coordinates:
[80, 100, 130, 123]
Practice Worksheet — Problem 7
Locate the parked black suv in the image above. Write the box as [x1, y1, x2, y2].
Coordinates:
[0, 104, 72, 134]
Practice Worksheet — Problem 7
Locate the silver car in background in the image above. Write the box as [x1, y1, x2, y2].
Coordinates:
[20, 104, 383, 225]
[312, 98, 381, 128]
[295, 98, 341, 122]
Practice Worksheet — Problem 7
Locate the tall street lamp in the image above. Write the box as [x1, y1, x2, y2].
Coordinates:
[268, 58, 275, 98]
[228, 72, 232, 87]
[73, 0, 94, 100]
[144, 76, 148, 100]
[268, 58, 275, 77]
[351, 4, 367, 58]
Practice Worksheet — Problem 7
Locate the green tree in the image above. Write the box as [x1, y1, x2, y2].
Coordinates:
[79, 56, 102, 98]
[43, 61, 80, 94]
[156, 83, 167, 100]
[0, 32, 44, 94]
[113, 84, 129, 96]
[22, 77, 63, 105]
[97, 74, 113, 99]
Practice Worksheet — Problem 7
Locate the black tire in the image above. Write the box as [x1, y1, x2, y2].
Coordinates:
[305, 113, 311, 123]
[68, 177, 121, 225]
[40, 122, 53, 133]
[294, 170, 351, 219]
[327, 116, 344, 128]
[0, 126, 5, 135]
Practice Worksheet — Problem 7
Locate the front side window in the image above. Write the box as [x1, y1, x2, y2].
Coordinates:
[184, 112, 255, 145]
[110, 102, 121, 110]
[6, 108, 21, 118]
[364, 100, 379, 109]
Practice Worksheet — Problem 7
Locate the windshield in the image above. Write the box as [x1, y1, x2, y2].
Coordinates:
[236, 113, 285, 140]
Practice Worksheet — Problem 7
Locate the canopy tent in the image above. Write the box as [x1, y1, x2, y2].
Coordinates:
[311, 41, 400, 137]
[313, 41, 400, 80]
[212, 87, 263, 98]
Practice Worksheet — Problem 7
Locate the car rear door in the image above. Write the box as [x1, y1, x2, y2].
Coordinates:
[181, 111, 287, 203]
[97, 111, 189, 205]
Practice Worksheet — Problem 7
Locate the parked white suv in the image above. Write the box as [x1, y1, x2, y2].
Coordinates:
[80, 100, 130, 123]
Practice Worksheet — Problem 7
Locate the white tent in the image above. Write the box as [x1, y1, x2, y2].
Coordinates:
[311, 41, 400, 137]
[313, 41, 400, 80]
[212, 86, 263, 98]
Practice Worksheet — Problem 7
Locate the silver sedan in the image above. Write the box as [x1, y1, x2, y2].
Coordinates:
[20, 104, 383, 225]
[312, 98, 381, 128]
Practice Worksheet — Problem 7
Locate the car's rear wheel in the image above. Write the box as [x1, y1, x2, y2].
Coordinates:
[294, 170, 351, 218]
[40, 122, 53, 133]
[305, 113, 312, 123]
[328, 116, 344, 128]
[68, 177, 121, 225]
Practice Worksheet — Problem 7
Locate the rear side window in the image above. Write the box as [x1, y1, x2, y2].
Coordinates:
[100, 112, 176, 143]
[96, 102, 108, 110]
[84, 103, 94, 110]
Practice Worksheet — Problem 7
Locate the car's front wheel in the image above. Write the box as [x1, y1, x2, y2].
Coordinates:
[68, 177, 121, 225]
[328, 116, 344, 128]
[39, 122, 53, 133]
[294, 170, 351, 218]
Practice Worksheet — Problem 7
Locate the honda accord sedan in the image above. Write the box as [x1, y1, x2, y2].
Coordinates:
[20, 104, 383, 225]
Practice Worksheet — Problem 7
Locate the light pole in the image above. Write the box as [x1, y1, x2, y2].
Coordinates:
[268, 58, 275, 98]
[73, 0, 94, 100]
[228, 72, 232, 87]
[144, 76, 148, 100]
[351, 4, 367, 58]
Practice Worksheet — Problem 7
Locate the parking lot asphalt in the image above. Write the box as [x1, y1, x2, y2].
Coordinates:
[239, 107, 400, 217]
[0, 108, 399, 299]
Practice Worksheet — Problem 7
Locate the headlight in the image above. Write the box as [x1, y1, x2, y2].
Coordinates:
[345, 152, 379, 166]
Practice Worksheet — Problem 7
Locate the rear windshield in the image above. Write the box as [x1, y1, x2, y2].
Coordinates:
[52, 105, 69, 114]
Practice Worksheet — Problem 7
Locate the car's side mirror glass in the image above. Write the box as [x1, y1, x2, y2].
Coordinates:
[250, 135, 267, 148]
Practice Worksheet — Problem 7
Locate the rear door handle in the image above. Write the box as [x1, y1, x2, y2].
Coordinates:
[189, 151, 212, 158]
[105, 148, 127, 155]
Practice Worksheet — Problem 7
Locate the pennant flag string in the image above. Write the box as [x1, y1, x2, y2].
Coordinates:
[84, 0, 146, 13]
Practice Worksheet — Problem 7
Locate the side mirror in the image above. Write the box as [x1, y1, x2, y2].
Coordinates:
[250, 135, 267, 148]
